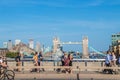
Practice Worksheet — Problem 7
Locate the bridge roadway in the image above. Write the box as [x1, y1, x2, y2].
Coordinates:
[14, 71, 120, 80]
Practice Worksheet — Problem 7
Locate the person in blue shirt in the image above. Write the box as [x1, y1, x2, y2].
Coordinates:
[103, 51, 113, 74]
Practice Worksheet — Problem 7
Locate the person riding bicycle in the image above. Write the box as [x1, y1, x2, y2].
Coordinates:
[0, 56, 8, 68]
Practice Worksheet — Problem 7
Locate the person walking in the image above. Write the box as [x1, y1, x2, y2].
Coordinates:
[15, 52, 21, 72]
[32, 52, 38, 72]
[103, 51, 112, 74]
[38, 51, 44, 72]
[111, 51, 117, 73]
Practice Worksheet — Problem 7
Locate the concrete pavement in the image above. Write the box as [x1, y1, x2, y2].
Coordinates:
[14, 71, 120, 80]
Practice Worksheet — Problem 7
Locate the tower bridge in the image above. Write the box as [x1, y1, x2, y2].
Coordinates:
[53, 36, 89, 58]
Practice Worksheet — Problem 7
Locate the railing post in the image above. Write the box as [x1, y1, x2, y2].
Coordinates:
[53, 60, 56, 71]
[22, 60, 24, 73]
[101, 61, 104, 67]
[77, 66, 80, 80]
[85, 61, 87, 71]
[22, 60, 24, 66]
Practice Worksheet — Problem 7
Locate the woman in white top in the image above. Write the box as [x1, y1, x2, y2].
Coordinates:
[0, 56, 3, 63]
[111, 51, 116, 67]
[0, 56, 7, 68]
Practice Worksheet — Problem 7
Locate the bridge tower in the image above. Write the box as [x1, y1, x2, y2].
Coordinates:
[53, 37, 60, 53]
[82, 36, 89, 58]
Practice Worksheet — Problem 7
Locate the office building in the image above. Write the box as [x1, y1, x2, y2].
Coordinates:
[111, 33, 120, 46]
[15, 39, 21, 46]
[111, 33, 120, 58]
[29, 39, 34, 49]
[3, 42, 8, 48]
[7, 40, 13, 50]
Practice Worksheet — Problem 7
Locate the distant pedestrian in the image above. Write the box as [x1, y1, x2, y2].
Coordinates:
[30, 52, 38, 72]
[38, 51, 44, 72]
[111, 51, 116, 67]
[15, 52, 21, 72]
[68, 54, 73, 73]
[103, 51, 112, 74]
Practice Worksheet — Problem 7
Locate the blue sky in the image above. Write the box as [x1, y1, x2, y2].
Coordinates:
[0, 0, 120, 51]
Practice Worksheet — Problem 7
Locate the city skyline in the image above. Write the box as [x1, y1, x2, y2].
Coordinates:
[0, 0, 120, 51]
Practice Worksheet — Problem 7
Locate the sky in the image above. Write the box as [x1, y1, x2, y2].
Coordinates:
[0, 0, 120, 52]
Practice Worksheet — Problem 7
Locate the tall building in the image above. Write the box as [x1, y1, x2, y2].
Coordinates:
[7, 40, 13, 50]
[111, 33, 120, 58]
[29, 39, 34, 49]
[3, 42, 8, 48]
[15, 39, 21, 46]
[111, 33, 120, 46]
[35, 41, 41, 52]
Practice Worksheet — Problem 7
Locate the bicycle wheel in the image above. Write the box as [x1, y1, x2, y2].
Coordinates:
[0, 70, 5, 80]
[0, 74, 4, 80]
[5, 70, 15, 80]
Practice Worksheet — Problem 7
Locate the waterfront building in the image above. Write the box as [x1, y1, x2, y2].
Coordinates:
[29, 39, 34, 49]
[0, 48, 8, 56]
[111, 33, 120, 46]
[15, 39, 21, 46]
[3, 42, 8, 48]
[111, 33, 120, 58]
[10, 42, 35, 54]
[7, 40, 13, 50]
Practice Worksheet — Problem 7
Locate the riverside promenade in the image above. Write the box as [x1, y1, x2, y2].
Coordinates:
[14, 71, 120, 80]
[6, 58, 120, 80]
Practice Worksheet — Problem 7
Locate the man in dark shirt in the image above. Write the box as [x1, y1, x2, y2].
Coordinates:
[15, 53, 21, 71]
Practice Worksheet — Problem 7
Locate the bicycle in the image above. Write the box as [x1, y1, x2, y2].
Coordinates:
[0, 65, 15, 80]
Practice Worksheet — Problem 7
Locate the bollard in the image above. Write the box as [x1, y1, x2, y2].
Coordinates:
[91, 78, 93, 80]
[77, 73, 80, 80]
